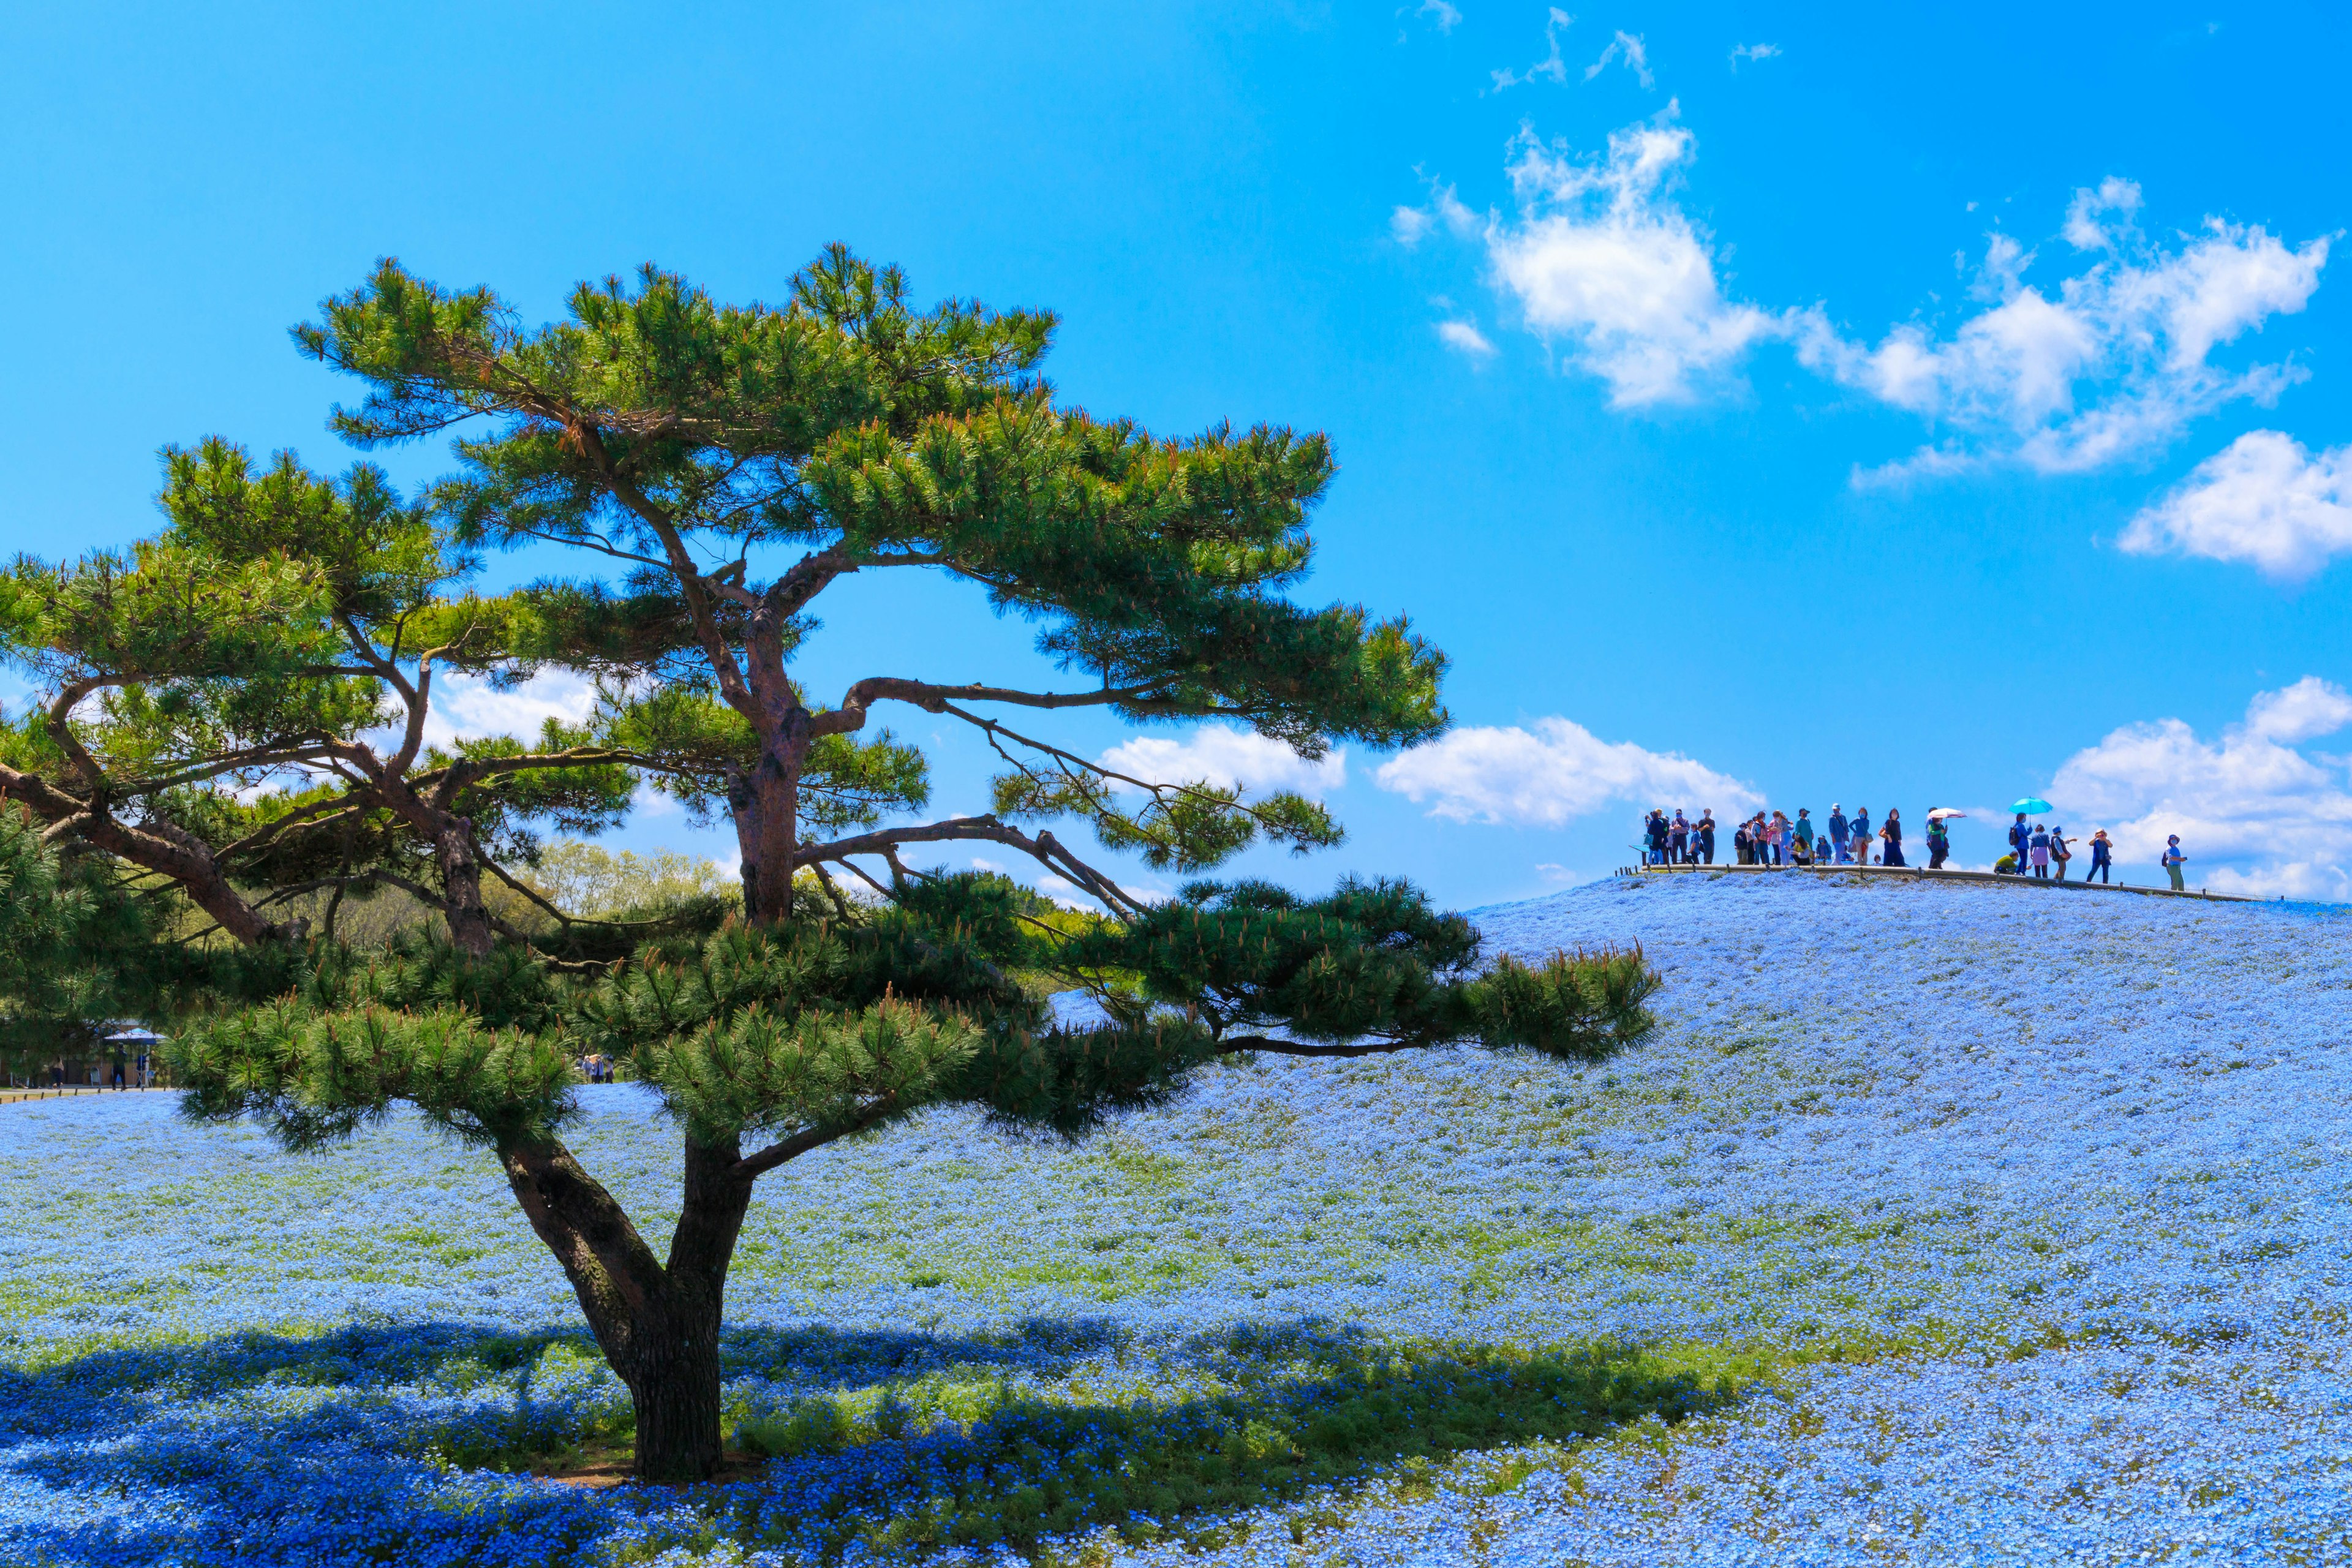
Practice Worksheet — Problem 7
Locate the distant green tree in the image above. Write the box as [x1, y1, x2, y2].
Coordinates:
[0, 442, 645, 953]
[0, 807, 162, 1084]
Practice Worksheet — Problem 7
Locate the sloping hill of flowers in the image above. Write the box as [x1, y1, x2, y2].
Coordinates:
[2, 873, 2350, 1566]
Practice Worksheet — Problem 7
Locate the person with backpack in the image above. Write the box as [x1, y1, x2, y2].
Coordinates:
[2086, 829, 2113, 883]
[2008, 812, 2031, 873]
[2163, 834, 2187, 891]
[2049, 826, 2073, 881]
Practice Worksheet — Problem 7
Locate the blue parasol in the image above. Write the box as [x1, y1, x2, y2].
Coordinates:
[2011, 797, 2053, 815]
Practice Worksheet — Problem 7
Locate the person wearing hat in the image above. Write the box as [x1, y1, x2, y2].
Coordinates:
[2086, 829, 2113, 883]
[2163, 834, 2187, 891]
[1826, 804, 1849, 864]
[1925, 812, 1951, 869]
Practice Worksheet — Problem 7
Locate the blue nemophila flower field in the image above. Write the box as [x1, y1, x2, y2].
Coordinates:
[4, 875, 2350, 1565]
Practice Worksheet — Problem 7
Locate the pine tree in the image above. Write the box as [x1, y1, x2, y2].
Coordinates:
[146, 250, 1665, 1483]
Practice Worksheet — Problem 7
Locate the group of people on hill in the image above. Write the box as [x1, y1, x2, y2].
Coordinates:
[1642, 805, 2196, 890]
[1999, 815, 2190, 889]
[1642, 805, 1947, 869]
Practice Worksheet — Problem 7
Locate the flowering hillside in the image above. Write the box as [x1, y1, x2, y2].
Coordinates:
[2, 874, 2348, 1565]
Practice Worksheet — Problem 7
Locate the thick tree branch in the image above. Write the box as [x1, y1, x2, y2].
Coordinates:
[1215, 1035, 1433, 1059]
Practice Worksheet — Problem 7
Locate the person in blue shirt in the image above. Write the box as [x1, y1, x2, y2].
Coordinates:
[1849, 807, 1871, 865]
[2086, 829, 2114, 883]
[2009, 812, 2030, 871]
[1827, 805, 1850, 863]
[2163, 834, 2187, 891]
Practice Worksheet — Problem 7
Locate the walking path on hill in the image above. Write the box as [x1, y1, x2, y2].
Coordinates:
[1620, 859, 2263, 902]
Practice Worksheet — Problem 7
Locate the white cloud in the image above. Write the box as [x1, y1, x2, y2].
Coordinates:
[1429, 113, 2331, 469]
[1373, 715, 1759, 826]
[2046, 677, 2352, 897]
[1414, 0, 1462, 33]
[2120, 429, 2352, 580]
[1811, 214, 2329, 477]
[1728, 42, 1781, 70]
[417, 668, 599, 750]
[1391, 182, 1480, 248]
[1483, 109, 1787, 406]
[1491, 7, 1571, 90]
[1584, 29, 1653, 88]
[1436, 318, 1497, 359]
[1098, 723, 1344, 798]
[2063, 176, 2143, 252]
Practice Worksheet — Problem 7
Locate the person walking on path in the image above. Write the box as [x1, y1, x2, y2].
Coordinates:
[2050, 826, 2073, 881]
[1697, 810, 1717, 864]
[2163, 834, 2188, 891]
[1850, 808, 1872, 865]
[1926, 814, 1951, 870]
[1880, 808, 1905, 867]
[2087, 829, 2114, 883]
[2028, 823, 2051, 878]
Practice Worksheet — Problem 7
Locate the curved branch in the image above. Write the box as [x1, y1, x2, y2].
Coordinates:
[810, 677, 1177, 739]
[733, 1098, 903, 1183]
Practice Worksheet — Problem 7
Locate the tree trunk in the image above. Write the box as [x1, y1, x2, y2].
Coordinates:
[744, 715, 809, 929]
[432, 818, 497, 958]
[499, 1132, 753, 1482]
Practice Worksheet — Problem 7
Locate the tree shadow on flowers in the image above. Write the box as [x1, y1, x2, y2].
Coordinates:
[720, 1319, 1731, 1561]
[0, 1316, 1728, 1566]
[0, 1314, 1126, 1568]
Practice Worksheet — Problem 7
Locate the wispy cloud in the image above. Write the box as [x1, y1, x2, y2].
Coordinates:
[2120, 429, 2352, 580]
[1585, 30, 1653, 88]
[1728, 42, 1781, 70]
[1413, 0, 1463, 34]
[1491, 7, 1571, 90]
[1435, 318, 1497, 360]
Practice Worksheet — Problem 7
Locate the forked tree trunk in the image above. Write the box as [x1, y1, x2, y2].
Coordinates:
[499, 1133, 754, 1481]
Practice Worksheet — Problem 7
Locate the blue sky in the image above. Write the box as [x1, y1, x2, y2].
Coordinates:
[5, 2, 2350, 903]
